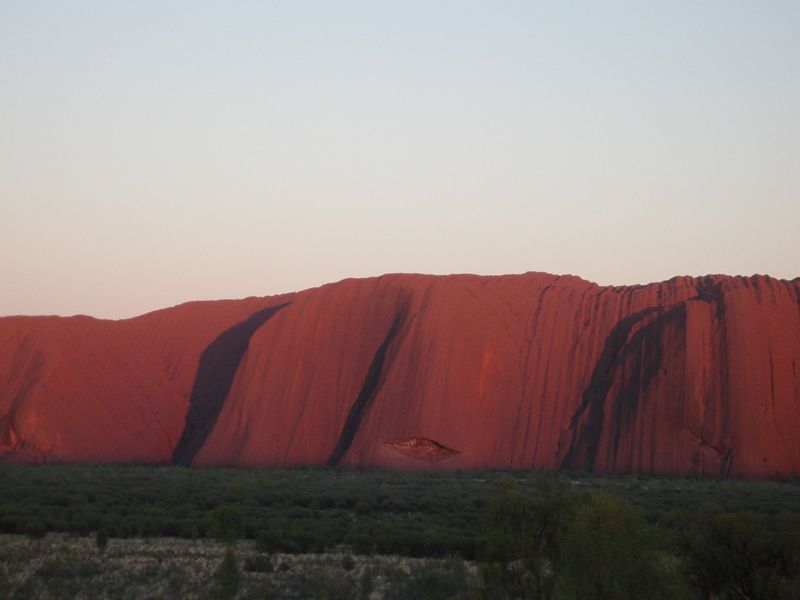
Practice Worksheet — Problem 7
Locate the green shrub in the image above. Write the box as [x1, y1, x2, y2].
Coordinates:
[211, 506, 245, 545]
[213, 547, 241, 600]
[481, 473, 576, 599]
[166, 566, 188, 598]
[385, 560, 474, 600]
[674, 508, 800, 599]
[95, 528, 109, 552]
[345, 531, 374, 555]
[244, 554, 273, 573]
[280, 540, 303, 554]
[26, 520, 47, 540]
[255, 527, 283, 553]
[314, 574, 357, 600]
[556, 493, 687, 600]
[341, 554, 356, 571]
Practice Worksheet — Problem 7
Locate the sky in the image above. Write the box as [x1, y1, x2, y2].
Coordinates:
[2, 2, 799, 319]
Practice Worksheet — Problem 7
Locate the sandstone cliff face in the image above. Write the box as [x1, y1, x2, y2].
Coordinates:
[1, 273, 798, 478]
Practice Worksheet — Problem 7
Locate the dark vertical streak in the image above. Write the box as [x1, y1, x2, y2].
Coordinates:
[694, 278, 732, 476]
[769, 349, 794, 464]
[608, 304, 686, 465]
[559, 308, 657, 471]
[560, 304, 687, 472]
[695, 277, 725, 320]
[327, 307, 407, 467]
[0, 339, 45, 452]
[172, 303, 290, 466]
[513, 284, 554, 467]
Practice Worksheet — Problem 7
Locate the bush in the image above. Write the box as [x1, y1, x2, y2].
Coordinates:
[556, 493, 687, 600]
[674, 508, 800, 599]
[95, 528, 109, 552]
[341, 554, 356, 571]
[26, 520, 47, 540]
[211, 506, 245, 545]
[213, 547, 241, 599]
[280, 540, 303, 554]
[244, 554, 273, 573]
[256, 527, 283, 554]
[180, 524, 200, 539]
[166, 566, 188, 598]
[346, 531, 374, 555]
[385, 560, 474, 600]
[313, 574, 356, 600]
[481, 473, 576, 599]
[354, 499, 372, 515]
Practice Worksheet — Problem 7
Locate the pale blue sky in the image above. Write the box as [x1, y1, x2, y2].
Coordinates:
[2, 2, 799, 318]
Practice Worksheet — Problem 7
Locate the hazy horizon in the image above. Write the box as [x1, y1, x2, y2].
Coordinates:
[3, 2, 799, 319]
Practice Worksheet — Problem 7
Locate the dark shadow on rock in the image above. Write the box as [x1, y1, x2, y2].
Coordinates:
[172, 303, 290, 466]
[327, 304, 408, 467]
[560, 303, 688, 472]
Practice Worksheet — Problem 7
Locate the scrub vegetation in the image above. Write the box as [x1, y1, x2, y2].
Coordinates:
[0, 464, 798, 598]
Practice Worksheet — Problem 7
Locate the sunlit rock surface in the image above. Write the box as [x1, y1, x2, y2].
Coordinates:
[1, 273, 798, 478]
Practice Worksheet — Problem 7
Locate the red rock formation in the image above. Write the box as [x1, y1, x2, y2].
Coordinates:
[1, 273, 798, 478]
[0, 296, 291, 463]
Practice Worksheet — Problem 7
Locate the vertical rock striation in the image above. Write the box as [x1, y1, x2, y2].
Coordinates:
[1, 273, 798, 478]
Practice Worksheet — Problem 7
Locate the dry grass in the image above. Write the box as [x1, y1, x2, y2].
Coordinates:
[0, 534, 474, 599]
